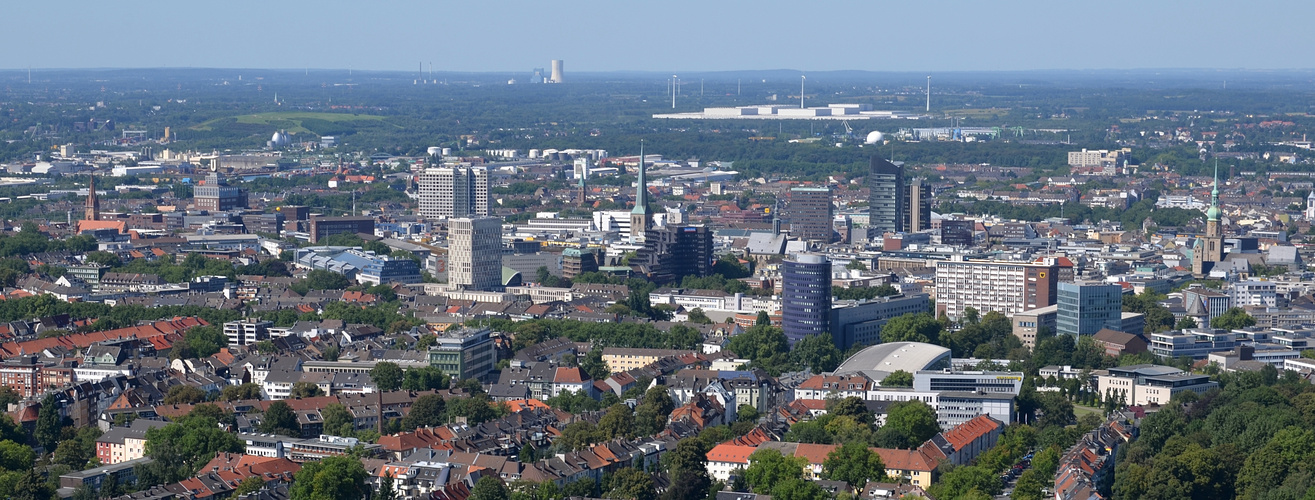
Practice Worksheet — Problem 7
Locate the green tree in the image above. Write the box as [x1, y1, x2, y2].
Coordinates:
[221, 383, 263, 401]
[756, 310, 771, 326]
[879, 312, 942, 344]
[580, 347, 610, 381]
[828, 397, 874, 426]
[234, 476, 265, 496]
[598, 404, 635, 440]
[469, 476, 509, 500]
[289, 455, 368, 500]
[744, 449, 805, 493]
[687, 308, 713, 324]
[931, 465, 1001, 499]
[790, 334, 842, 373]
[35, 394, 62, 452]
[770, 478, 829, 500]
[143, 412, 244, 483]
[607, 467, 656, 500]
[401, 394, 446, 430]
[163, 385, 207, 404]
[1211, 307, 1257, 330]
[401, 365, 450, 391]
[289, 382, 324, 399]
[321, 403, 354, 436]
[1036, 392, 1075, 429]
[882, 370, 914, 387]
[376, 473, 398, 500]
[1175, 316, 1199, 330]
[370, 361, 404, 432]
[883, 400, 940, 447]
[823, 442, 887, 491]
[259, 401, 301, 437]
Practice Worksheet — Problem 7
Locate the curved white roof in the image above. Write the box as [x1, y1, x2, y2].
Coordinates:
[833, 341, 951, 381]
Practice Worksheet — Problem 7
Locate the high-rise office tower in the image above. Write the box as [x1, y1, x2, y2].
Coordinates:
[868, 156, 904, 237]
[782, 253, 832, 345]
[194, 169, 248, 212]
[786, 186, 834, 242]
[935, 257, 1061, 320]
[449, 217, 503, 291]
[418, 167, 490, 219]
[1056, 282, 1124, 336]
[632, 225, 712, 284]
[903, 178, 932, 232]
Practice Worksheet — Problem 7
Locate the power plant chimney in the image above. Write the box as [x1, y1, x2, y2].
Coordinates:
[550, 60, 564, 83]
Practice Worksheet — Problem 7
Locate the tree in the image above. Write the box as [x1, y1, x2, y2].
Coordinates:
[687, 308, 713, 324]
[1212, 307, 1257, 330]
[1036, 392, 1075, 429]
[302, 269, 350, 290]
[35, 394, 62, 452]
[376, 473, 398, 500]
[557, 421, 602, 451]
[13, 469, 54, 500]
[790, 334, 842, 373]
[370, 362, 404, 433]
[163, 385, 207, 405]
[221, 383, 263, 401]
[744, 449, 805, 493]
[879, 313, 941, 344]
[1175, 316, 1199, 330]
[828, 397, 873, 426]
[931, 465, 1001, 499]
[756, 310, 771, 326]
[289, 455, 368, 500]
[321, 403, 355, 436]
[469, 476, 509, 500]
[402, 394, 446, 430]
[608, 467, 656, 500]
[882, 400, 940, 447]
[882, 370, 914, 387]
[144, 413, 244, 483]
[234, 476, 265, 496]
[401, 365, 449, 391]
[823, 442, 887, 490]
[289, 382, 324, 399]
[580, 347, 610, 381]
[259, 401, 301, 437]
[254, 340, 278, 354]
[598, 404, 636, 440]
[770, 478, 829, 500]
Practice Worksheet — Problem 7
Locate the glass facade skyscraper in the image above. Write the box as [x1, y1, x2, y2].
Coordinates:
[1056, 282, 1123, 336]
[783, 253, 832, 344]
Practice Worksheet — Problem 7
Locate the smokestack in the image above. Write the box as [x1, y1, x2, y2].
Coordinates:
[550, 60, 564, 83]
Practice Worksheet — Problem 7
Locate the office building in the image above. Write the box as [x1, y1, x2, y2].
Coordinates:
[936, 392, 1015, 429]
[418, 167, 490, 219]
[1150, 329, 1236, 360]
[194, 170, 248, 212]
[449, 217, 503, 291]
[1012, 304, 1058, 348]
[913, 370, 1024, 395]
[830, 294, 931, 349]
[786, 186, 834, 242]
[940, 219, 975, 247]
[242, 212, 285, 235]
[1183, 286, 1232, 327]
[782, 253, 832, 344]
[428, 328, 497, 381]
[308, 216, 375, 244]
[1056, 282, 1125, 336]
[294, 247, 421, 285]
[903, 178, 932, 232]
[1230, 280, 1278, 307]
[632, 225, 712, 284]
[224, 319, 272, 347]
[1096, 364, 1218, 406]
[561, 247, 600, 278]
[935, 257, 1061, 320]
[868, 156, 904, 236]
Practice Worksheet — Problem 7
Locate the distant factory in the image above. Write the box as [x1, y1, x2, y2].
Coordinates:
[654, 103, 923, 120]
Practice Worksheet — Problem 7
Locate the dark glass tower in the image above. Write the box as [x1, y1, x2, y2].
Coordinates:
[782, 253, 832, 345]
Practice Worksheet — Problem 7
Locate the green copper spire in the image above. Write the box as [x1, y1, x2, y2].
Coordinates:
[1206, 159, 1221, 222]
[631, 140, 649, 215]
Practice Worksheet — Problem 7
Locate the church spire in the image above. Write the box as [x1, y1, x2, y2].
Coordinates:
[1206, 159, 1221, 222]
[84, 175, 99, 222]
[631, 140, 649, 216]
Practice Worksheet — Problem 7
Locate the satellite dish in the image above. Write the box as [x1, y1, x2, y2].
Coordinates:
[864, 131, 884, 144]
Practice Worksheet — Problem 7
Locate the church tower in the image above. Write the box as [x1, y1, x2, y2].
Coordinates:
[1194, 163, 1224, 277]
[577, 173, 588, 207]
[629, 141, 651, 244]
[85, 175, 100, 222]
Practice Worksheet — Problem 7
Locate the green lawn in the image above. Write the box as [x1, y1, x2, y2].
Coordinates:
[1074, 404, 1103, 417]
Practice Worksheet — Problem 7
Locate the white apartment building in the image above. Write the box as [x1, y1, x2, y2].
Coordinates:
[934, 257, 1060, 320]
[224, 319, 273, 347]
[1230, 280, 1278, 307]
[418, 167, 490, 219]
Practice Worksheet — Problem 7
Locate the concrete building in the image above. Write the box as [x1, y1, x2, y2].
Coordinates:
[935, 258, 1061, 320]
[782, 253, 832, 344]
[912, 370, 1024, 395]
[934, 393, 1015, 430]
[1149, 329, 1237, 360]
[1230, 280, 1278, 307]
[418, 167, 490, 219]
[1182, 286, 1232, 327]
[1012, 305, 1057, 348]
[1056, 282, 1124, 336]
[903, 178, 932, 233]
[449, 217, 503, 291]
[786, 186, 834, 242]
[868, 156, 904, 236]
[194, 170, 247, 212]
[939, 219, 975, 247]
[632, 225, 712, 284]
[294, 247, 421, 285]
[427, 328, 496, 381]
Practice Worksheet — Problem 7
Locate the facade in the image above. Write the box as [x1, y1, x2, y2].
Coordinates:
[294, 247, 421, 285]
[0, 356, 42, 398]
[194, 171, 248, 212]
[1230, 280, 1278, 307]
[427, 328, 496, 381]
[934, 392, 1015, 429]
[829, 294, 931, 350]
[308, 217, 375, 244]
[782, 254, 832, 344]
[912, 370, 1024, 395]
[1183, 287, 1232, 327]
[602, 348, 693, 371]
[786, 186, 834, 242]
[224, 319, 272, 347]
[1056, 282, 1124, 336]
[1149, 329, 1236, 359]
[1012, 304, 1058, 348]
[417, 167, 491, 219]
[561, 247, 600, 278]
[935, 258, 1061, 320]
[868, 156, 904, 236]
[902, 178, 932, 233]
[940, 219, 975, 247]
[632, 225, 713, 284]
[449, 217, 504, 291]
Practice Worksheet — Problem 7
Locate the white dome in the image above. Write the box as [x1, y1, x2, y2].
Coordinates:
[864, 131, 884, 144]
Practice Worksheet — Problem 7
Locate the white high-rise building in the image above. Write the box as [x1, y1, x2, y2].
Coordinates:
[418, 167, 490, 219]
[449, 217, 503, 291]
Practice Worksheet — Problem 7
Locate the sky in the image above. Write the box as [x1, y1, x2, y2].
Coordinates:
[5, 0, 1313, 73]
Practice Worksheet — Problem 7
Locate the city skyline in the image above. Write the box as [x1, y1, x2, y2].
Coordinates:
[5, 0, 1314, 72]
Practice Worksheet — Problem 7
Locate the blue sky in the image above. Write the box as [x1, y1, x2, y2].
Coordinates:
[5, 0, 1311, 72]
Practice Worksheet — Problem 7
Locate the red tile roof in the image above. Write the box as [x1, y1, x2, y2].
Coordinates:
[706, 444, 756, 464]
